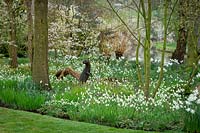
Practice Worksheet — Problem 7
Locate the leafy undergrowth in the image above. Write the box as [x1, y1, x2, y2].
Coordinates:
[0, 107, 149, 133]
[0, 56, 200, 132]
[0, 79, 46, 111]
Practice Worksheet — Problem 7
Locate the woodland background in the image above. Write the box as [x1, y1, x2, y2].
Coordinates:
[0, 0, 200, 132]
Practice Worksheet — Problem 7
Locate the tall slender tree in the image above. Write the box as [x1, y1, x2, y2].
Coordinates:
[4, 0, 18, 68]
[153, 0, 168, 98]
[25, 0, 33, 70]
[140, 0, 152, 99]
[32, 0, 51, 90]
[107, 0, 152, 99]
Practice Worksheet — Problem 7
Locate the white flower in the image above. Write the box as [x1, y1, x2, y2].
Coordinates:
[190, 109, 195, 114]
[172, 100, 180, 110]
[157, 67, 161, 73]
[196, 99, 200, 104]
[40, 80, 43, 83]
[192, 89, 199, 95]
[186, 108, 191, 112]
[196, 73, 200, 78]
[187, 94, 197, 102]
[185, 101, 192, 105]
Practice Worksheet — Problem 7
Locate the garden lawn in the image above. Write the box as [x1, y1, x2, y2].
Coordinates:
[0, 107, 150, 133]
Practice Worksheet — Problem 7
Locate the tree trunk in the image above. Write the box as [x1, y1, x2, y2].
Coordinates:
[171, 28, 187, 63]
[171, 0, 187, 63]
[187, 5, 200, 66]
[140, 0, 152, 99]
[136, 2, 143, 88]
[5, 0, 18, 68]
[32, 0, 51, 90]
[25, 0, 34, 71]
[153, 0, 168, 98]
[187, 28, 199, 66]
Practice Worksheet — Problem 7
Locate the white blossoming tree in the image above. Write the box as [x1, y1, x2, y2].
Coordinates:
[48, 4, 100, 58]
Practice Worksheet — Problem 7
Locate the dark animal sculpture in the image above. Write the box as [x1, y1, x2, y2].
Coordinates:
[79, 60, 91, 82]
[55, 60, 91, 83]
[55, 67, 80, 80]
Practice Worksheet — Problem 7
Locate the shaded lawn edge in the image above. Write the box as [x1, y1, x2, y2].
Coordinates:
[0, 107, 151, 133]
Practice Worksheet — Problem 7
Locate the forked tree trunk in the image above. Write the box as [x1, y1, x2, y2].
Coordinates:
[32, 0, 51, 90]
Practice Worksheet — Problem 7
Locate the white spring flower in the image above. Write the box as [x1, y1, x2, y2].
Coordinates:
[185, 105, 196, 113]
[187, 93, 197, 102]
[170, 59, 179, 64]
[196, 73, 200, 78]
[157, 67, 161, 73]
[186, 108, 191, 112]
[172, 100, 180, 110]
[192, 89, 199, 95]
[196, 99, 200, 104]
[190, 109, 195, 114]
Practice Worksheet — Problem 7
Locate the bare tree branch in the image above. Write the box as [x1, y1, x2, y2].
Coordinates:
[131, 0, 144, 18]
[106, 0, 144, 47]
[167, 0, 178, 31]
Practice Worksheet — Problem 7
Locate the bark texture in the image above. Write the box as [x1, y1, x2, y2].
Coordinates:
[171, 0, 187, 63]
[171, 28, 187, 63]
[186, 1, 200, 66]
[5, 0, 18, 68]
[32, 0, 51, 89]
[25, 0, 33, 70]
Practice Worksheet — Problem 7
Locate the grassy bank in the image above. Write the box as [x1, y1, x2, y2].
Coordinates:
[0, 107, 149, 133]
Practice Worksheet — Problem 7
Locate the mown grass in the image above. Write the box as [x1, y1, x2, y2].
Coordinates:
[0, 107, 150, 133]
[154, 42, 176, 51]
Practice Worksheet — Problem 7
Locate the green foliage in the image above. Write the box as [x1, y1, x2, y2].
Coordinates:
[1, 56, 200, 132]
[155, 42, 176, 51]
[0, 107, 147, 133]
[0, 0, 27, 58]
[45, 56, 200, 132]
[183, 89, 200, 132]
[0, 79, 46, 111]
[184, 105, 200, 132]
